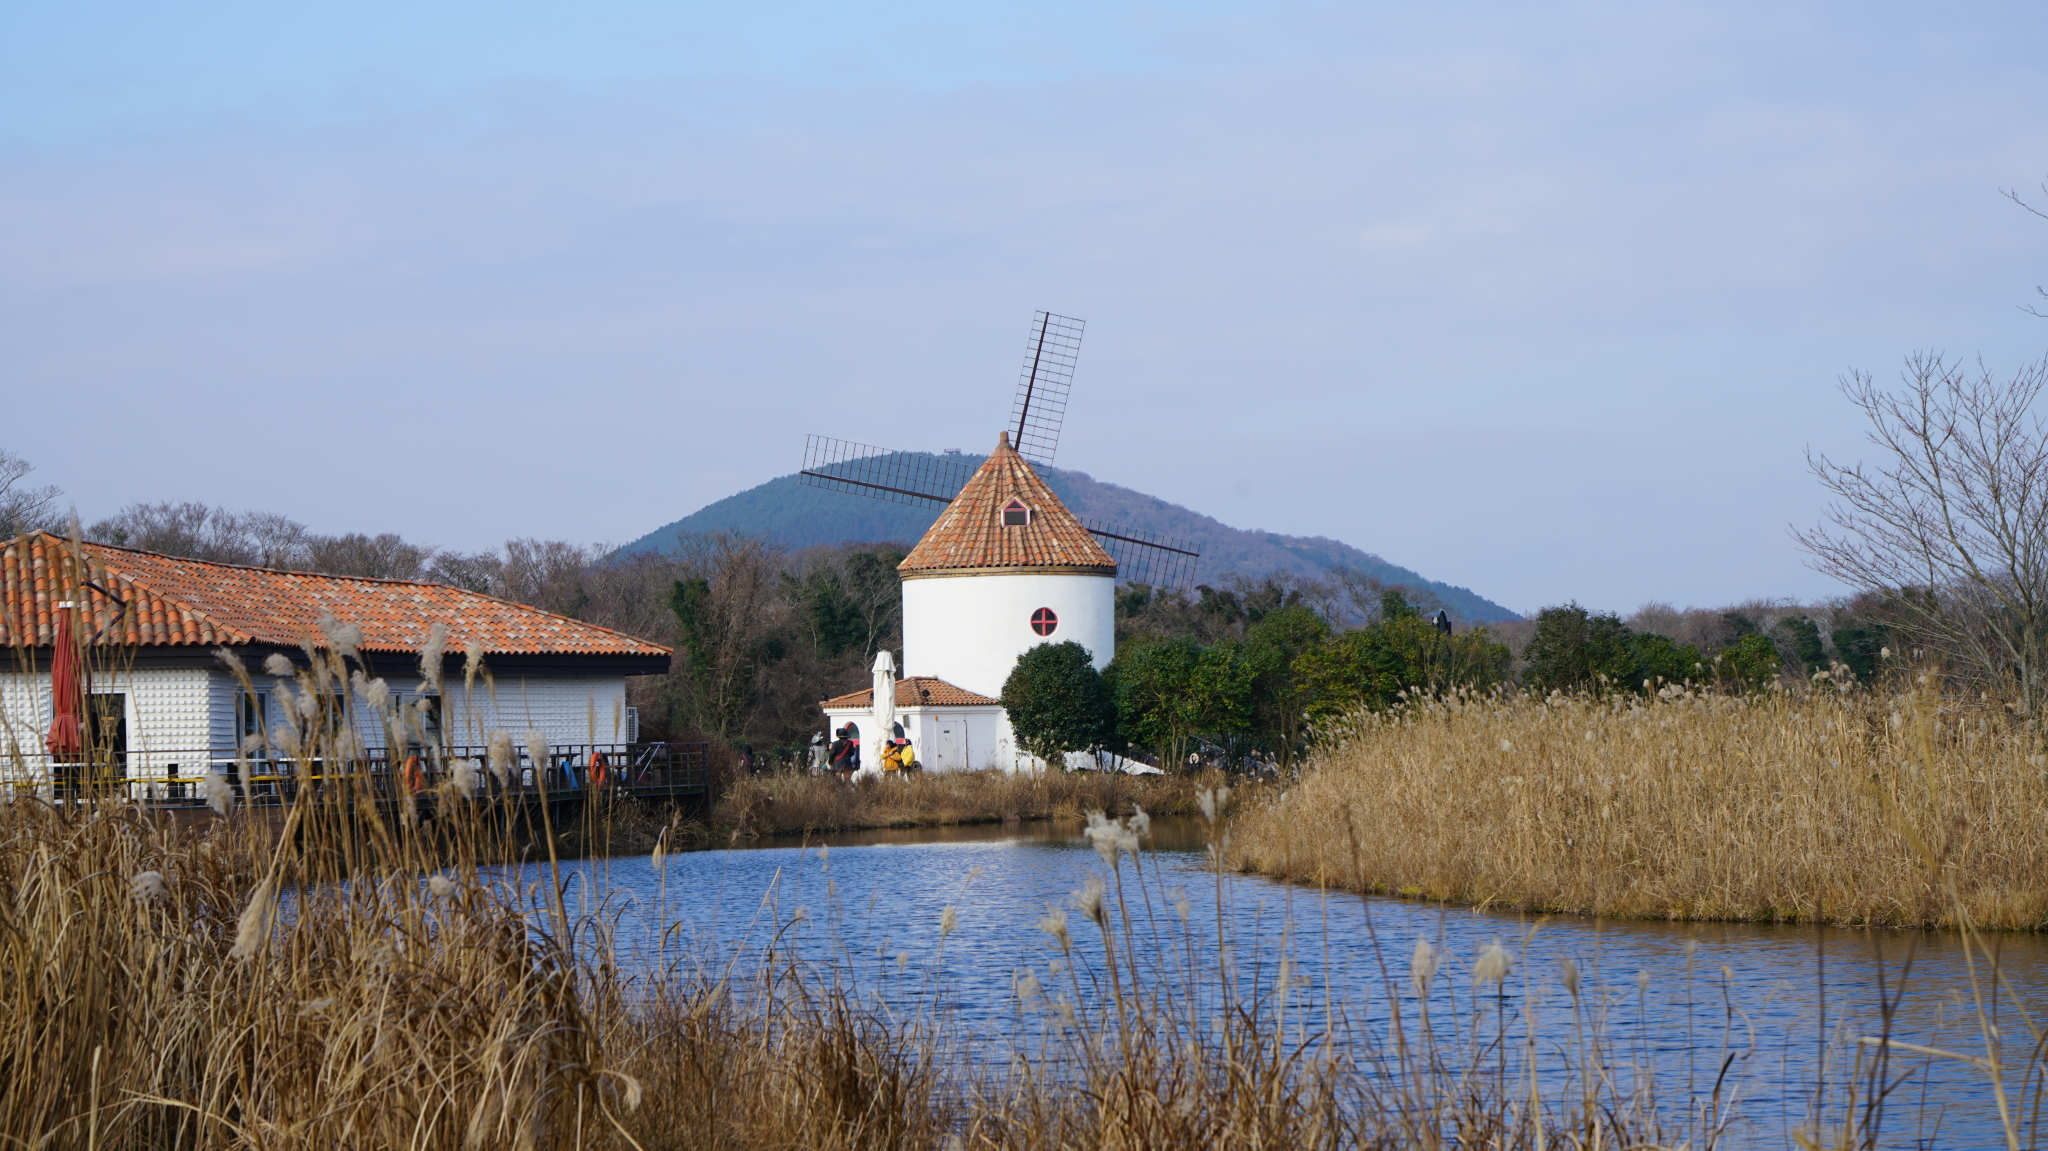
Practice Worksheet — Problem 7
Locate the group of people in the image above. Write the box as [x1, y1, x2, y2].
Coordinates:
[814, 722, 919, 777]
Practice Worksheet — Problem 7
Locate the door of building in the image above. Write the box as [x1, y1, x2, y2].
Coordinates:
[62, 693, 127, 797]
[932, 716, 964, 771]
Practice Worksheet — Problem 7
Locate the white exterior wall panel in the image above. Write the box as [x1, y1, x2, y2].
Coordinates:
[438, 676, 633, 751]
[822, 703, 1014, 774]
[0, 668, 633, 789]
[0, 667, 216, 785]
[901, 571, 1115, 701]
[0, 674, 51, 774]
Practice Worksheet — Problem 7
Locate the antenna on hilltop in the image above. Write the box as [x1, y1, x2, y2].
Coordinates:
[1009, 312, 1083, 467]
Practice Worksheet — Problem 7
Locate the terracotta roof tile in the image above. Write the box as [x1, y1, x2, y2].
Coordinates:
[822, 676, 1001, 709]
[0, 532, 668, 658]
[898, 432, 1116, 574]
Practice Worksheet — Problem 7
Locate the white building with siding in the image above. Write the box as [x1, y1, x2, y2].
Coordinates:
[0, 531, 669, 796]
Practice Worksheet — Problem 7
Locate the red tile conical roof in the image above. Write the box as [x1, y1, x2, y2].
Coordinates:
[898, 433, 1116, 575]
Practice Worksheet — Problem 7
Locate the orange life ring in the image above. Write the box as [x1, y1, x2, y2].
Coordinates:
[589, 751, 609, 788]
[403, 754, 424, 793]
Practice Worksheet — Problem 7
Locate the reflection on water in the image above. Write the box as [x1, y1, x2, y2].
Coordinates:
[531, 817, 2048, 1147]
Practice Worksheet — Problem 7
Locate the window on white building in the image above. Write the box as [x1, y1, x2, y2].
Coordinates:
[1002, 499, 1031, 527]
[392, 693, 443, 751]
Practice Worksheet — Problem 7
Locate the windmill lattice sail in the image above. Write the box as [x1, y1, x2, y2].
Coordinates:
[1009, 312, 1084, 467]
[795, 309, 1199, 587]
[1083, 520, 1200, 589]
[799, 436, 975, 509]
[797, 437, 1202, 588]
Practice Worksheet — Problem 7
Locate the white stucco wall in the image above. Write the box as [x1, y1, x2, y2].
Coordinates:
[901, 570, 1115, 700]
[824, 703, 1017, 774]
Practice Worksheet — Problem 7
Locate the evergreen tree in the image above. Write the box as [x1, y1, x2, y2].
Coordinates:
[1522, 603, 1640, 694]
[1002, 641, 1115, 766]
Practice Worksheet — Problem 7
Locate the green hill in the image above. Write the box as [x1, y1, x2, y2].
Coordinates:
[619, 456, 1519, 623]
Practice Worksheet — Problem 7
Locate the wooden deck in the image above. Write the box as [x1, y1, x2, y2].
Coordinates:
[24, 742, 712, 813]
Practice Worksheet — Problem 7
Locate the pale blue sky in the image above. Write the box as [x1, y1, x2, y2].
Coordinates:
[4, 1, 2046, 614]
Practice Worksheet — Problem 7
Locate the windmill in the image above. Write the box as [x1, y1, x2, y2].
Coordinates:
[798, 312, 1201, 588]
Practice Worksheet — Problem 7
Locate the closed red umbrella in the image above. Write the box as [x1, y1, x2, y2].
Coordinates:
[45, 602, 85, 760]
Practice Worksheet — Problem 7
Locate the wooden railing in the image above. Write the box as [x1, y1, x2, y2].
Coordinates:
[5, 742, 710, 807]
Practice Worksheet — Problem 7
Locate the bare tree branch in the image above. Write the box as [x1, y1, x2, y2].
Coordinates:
[1795, 353, 2048, 718]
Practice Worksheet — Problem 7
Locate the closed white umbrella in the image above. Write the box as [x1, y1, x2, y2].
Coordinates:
[865, 649, 897, 778]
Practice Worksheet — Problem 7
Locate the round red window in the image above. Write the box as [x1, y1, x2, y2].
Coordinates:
[1031, 607, 1058, 636]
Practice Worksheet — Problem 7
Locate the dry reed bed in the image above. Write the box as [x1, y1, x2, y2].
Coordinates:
[0, 802, 618, 1149]
[1, 797, 1712, 1151]
[6, 609, 2015, 1146]
[1230, 681, 2048, 929]
[714, 768, 1208, 836]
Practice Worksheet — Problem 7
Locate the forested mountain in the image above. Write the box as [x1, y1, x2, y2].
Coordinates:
[619, 456, 1519, 623]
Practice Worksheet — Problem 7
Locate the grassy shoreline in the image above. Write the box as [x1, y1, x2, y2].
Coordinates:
[707, 768, 1211, 839]
[1229, 682, 2048, 931]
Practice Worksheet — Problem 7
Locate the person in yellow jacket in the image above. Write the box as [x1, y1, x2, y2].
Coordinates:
[880, 736, 917, 772]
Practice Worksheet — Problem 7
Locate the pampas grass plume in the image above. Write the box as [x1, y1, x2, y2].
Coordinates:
[451, 757, 479, 799]
[264, 653, 294, 677]
[1083, 811, 1117, 867]
[419, 622, 447, 691]
[198, 771, 233, 816]
[129, 871, 166, 902]
[524, 730, 548, 773]
[1039, 904, 1071, 950]
[317, 616, 362, 663]
[1075, 877, 1107, 927]
[428, 874, 458, 899]
[1199, 786, 1232, 824]
[487, 731, 513, 786]
[229, 880, 275, 961]
[1410, 938, 1438, 994]
[1474, 940, 1511, 986]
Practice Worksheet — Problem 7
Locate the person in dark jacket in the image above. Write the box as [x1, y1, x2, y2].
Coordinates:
[828, 726, 857, 775]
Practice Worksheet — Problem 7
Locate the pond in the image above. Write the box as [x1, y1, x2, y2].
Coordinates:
[527, 816, 2048, 1147]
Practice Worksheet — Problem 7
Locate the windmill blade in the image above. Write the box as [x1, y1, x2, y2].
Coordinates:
[1010, 312, 1084, 467]
[799, 432, 1202, 588]
[798, 436, 976, 508]
[1084, 520, 1200, 590]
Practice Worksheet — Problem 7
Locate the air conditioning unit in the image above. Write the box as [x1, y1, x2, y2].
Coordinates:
[624, 706, 640, 743]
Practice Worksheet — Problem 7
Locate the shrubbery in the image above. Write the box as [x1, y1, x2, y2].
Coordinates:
[1005, 589, 1510, 772]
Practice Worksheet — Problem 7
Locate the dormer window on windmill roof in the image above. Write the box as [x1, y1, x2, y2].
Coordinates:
[1002, 499, 1031, 527]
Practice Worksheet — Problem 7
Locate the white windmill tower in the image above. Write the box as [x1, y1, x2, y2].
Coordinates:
[810, 312, 1196, 774]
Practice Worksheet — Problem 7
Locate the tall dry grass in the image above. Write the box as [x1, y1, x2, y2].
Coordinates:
[1231, 677, 2048, 929]
[714, 768, 1209, 837]
[0, 789, 1717, 1150]
[12, 616, 2048, 1147]
[0, 801, 619, 1149]
[3, 764, 2043, 1149]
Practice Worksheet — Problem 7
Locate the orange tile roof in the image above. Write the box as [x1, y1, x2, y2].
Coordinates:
[898, 432, 1116, 575]
[0, 532, 669, 658]
[822, 676, 1001, 709]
